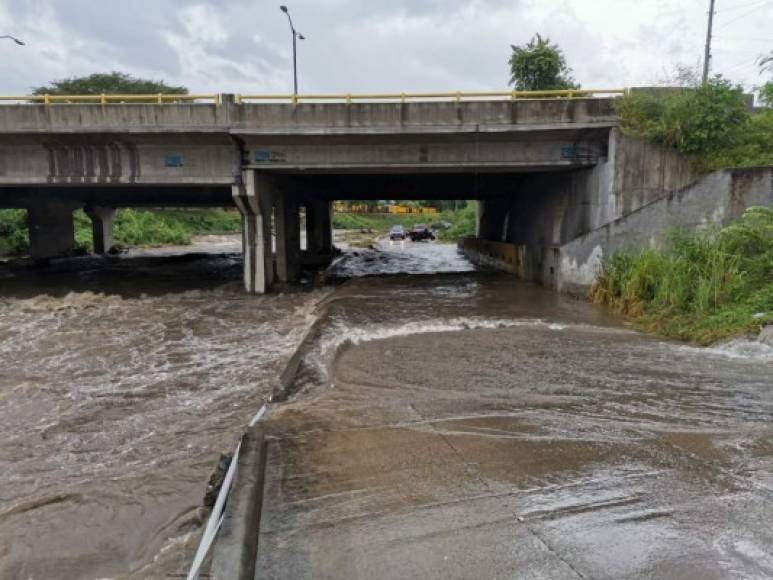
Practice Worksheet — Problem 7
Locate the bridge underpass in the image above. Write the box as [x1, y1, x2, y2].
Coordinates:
[4, 92, 685, 294]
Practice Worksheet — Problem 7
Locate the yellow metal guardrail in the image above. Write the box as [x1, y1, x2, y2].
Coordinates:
[0, 89, 626, 105]
[0, 94, 220, 104]
[235, 89, 627, 104]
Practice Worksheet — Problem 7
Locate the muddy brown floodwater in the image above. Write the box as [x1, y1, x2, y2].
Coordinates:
[0, 236, 327, 579]
[1, 236, 771, 579]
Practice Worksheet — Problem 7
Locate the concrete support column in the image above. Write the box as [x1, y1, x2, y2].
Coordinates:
[26, 201, 79, 259]
[233, 170, 275, 294]
[305, 198, 333, 265]
[477, 198, 510, 241]
[275, 193, 301, 283]
[84, 205, 116, 255]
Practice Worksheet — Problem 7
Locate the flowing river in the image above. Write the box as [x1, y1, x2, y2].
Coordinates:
[1, 234, 771, 579]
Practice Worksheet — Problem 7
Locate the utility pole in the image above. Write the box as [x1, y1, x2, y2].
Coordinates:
[702, 0, 716, 84]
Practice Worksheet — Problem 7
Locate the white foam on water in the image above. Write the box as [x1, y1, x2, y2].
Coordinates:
[680, 337, 773, 363]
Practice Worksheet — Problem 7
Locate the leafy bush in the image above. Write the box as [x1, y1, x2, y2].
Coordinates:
[759, 81, 773, 108]
[590, 207, 773, 344]
[0, 209, 29, 255]
[617, 77, 749, 156]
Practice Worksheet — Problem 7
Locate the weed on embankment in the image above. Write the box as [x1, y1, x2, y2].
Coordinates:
[590, 207, 773, 345]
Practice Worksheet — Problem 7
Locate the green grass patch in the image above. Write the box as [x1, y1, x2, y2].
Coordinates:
[589, 206, 773, 345]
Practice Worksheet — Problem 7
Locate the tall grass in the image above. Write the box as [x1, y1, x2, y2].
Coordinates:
[590, 207, 773, 344]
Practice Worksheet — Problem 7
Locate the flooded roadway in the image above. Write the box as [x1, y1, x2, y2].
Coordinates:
[1, 235, 772, 579]
[260, 239, 773, 579]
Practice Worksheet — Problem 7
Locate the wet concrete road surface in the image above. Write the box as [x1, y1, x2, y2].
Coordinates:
[259, 272, 773, 579]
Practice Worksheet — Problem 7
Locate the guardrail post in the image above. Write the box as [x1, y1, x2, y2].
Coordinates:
[291, 93, 298, 105]
[44, 94, 50, 106]
[157, 93, 163, 104]
[100, 93, 107, 105]
[345, 93, 351, 105]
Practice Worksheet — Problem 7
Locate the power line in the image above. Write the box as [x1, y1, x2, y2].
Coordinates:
[717, 0, 769, 12]
[717, 0, 772, 29]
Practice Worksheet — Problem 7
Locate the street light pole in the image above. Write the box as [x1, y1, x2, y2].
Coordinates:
[0, 35, 25, 45]
[279, 5, 304, 96]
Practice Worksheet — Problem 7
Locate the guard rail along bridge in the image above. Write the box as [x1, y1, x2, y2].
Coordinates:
[0, 88, 704, 293]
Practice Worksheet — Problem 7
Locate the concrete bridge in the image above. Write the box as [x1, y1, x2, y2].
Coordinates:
[0, 90, 703, 292]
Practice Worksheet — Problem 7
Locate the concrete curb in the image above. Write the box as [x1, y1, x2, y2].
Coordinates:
[273, 306, 331, 401]
[209, 425, 266, 580]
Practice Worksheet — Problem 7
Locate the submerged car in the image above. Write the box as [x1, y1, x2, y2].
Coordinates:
[389, 225, 406, 240]
[408, 224, 435, 241]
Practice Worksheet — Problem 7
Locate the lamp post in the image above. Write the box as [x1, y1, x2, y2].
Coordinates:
[0, 35, 25, 45]
[279, 5, 304, 96]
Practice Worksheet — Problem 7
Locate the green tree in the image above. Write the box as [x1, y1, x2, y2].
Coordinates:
[31, 71, 187, 95]
[508, 34, 578, 91]
[758, 52, 773, 107]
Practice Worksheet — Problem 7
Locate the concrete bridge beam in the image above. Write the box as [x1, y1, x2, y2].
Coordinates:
[84, 205, 116, 255]
[233, 170, 275, 294]
[26, 200, 80, 259]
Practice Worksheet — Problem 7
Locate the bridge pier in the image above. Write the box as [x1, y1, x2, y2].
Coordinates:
[233, 171, 275, 294]
[275, 193, 301, 283]
[27, 201, 80, 259]
[476, 198, 510, 241]
[305, 199, 333, 266]
[84, 205, 116, 255]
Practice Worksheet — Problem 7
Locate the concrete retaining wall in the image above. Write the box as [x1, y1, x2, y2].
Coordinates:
[558, 166, 773, 295]
[458, 237, 527, 277]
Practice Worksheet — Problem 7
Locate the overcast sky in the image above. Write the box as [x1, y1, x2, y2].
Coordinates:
[0, 0, 770, 96]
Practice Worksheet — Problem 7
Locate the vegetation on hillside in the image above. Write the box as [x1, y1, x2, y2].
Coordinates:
[589, 207, 773, 345]
[508, 34, 578, 91]
[616, 76, 773, 172]
[0, 208, 240, 256]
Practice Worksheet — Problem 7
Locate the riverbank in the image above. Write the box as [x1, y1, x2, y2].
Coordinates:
[0, 208, 241, 255]
[589, 206, 773, 345]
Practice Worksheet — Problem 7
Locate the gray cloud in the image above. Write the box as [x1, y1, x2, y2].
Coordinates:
[0, 0, 769, 96]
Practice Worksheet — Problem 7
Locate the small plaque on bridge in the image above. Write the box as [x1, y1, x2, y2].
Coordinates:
[165, 154, 184, 167]
[560, 146, 577, 159]
[254, 150, 286, 163]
